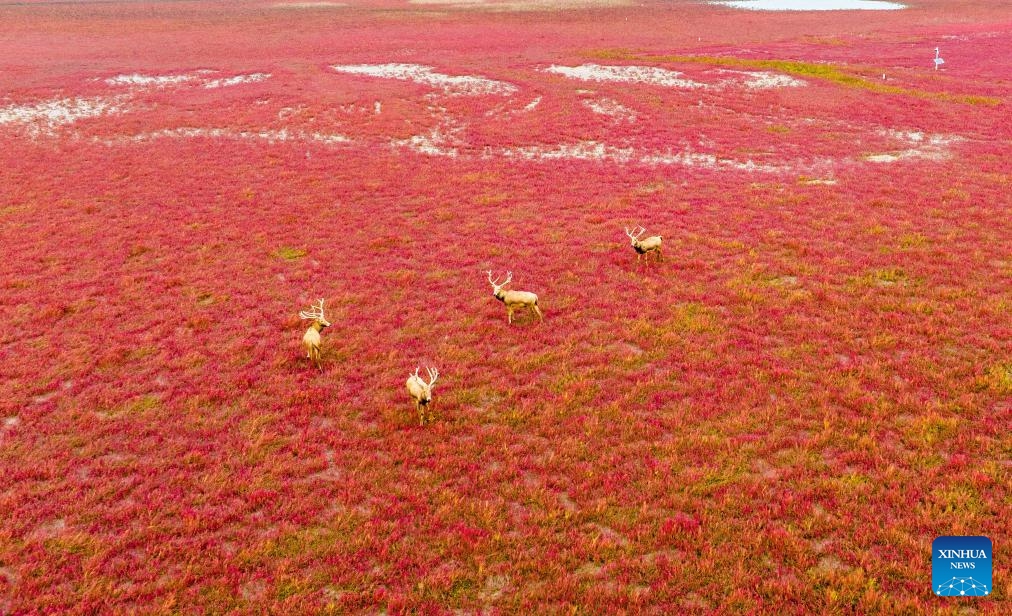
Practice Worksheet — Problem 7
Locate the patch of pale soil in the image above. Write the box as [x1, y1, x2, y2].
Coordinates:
[106, 71, 270, 90]
[718, 69, 807, 89]
[478, 574, 511, 602]
[104, 72, 207, 88]
[814, 556, 852, 574]
[556, 491, 579, 511]
[588, 523, 630, 546]
[31, 519, 67, 540]
[0, 95, 129, 137]
[503, 140, 636, 163]
[99, 127, 351, 145]
[392, 127, 462, 157]
[202, 73, 272, 89]
[864, 131, 963, 163]
[331, 63, 517, 96]
[582, 97, 636, 121]
[544, 64, 706, 89]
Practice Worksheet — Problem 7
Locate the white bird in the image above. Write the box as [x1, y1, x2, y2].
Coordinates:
[934, 47, 945, 70]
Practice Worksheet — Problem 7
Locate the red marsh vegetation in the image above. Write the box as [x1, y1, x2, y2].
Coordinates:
[0, 0, 1009, 612]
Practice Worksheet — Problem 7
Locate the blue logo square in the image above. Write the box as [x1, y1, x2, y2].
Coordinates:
[933, 536, 992, 597]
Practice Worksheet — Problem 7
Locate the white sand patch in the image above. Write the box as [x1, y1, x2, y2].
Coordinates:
[492, 140, 793, 172]
[331, 63, 518, 96]
[104, 73, 205, 88]
[98, 127, 351, 146]
[641, 148, 792, 172]
[503, 140, 637, 163]
[0, 95, 129, 137]
[202, 72, 272, 89]
[392, 128, 461, 157]
[523, 96, 542, 111]
[719, 70, 807, 89]
[544, 64, 707, 89]
[712, 0, 905, 10]
[106, 71, 270, 90]
[865, 130, 964, 163]
[582, 97, 636, 121]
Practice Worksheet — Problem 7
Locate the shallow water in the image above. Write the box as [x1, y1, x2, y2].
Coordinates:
[713, 0, 905, 10]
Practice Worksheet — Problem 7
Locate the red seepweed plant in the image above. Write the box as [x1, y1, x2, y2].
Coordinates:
[0, 0, 1009, 613]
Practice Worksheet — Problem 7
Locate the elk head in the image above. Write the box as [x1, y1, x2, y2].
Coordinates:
[486, 269, 513, 302]
[299, 298, 331, 330]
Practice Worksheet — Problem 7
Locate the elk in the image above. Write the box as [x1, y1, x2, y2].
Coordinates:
[299, 298, 331, 371]
[486, 270, 543, 324]
[624, 226, 663, 263]
[406, 366, 439, 426]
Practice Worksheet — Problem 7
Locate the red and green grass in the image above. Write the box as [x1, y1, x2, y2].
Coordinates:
[0, 0, 1009, 612]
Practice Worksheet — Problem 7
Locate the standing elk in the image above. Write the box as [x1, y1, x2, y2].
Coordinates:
[406, 366, 439, 426]
[486, 270, 543, 324]
[625, 226, 663, 263]
[299, 298, 331, 371]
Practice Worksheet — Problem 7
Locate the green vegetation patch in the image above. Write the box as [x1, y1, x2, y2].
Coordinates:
[274, 246, 307, 260]
[585, 49, 1003, 106]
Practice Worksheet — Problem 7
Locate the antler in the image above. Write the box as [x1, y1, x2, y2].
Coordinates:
[486, 270, 502, 287]
[487, 270, 512, 288]
[625, 226, 646, 239]
[299, 298, 326, 320]
[426, 367, 438, 387]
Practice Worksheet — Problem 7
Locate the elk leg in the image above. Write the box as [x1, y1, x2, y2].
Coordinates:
[534, 305, 544, 321]
[507, 308, 513, 324]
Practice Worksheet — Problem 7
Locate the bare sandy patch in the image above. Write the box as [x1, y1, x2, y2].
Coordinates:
[331, 63, 517, 96]
[865, 130, 964, 163]
[582, 97, 637, 121]
[0, 95, 129, 137]
[202, 73, 272, 89]
[544, 64, 707, 89]
[392, 127, 462, 157]
[104, 72, 206, 88]
[99, 127, 351, 146]
[718, 70, 807, 89]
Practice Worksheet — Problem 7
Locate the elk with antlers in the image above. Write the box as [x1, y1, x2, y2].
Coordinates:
[299, 298, 331, 371]
[486, 270, 543, 324]
[406, 366, 439, 426]
[624, 226, 663, 263]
